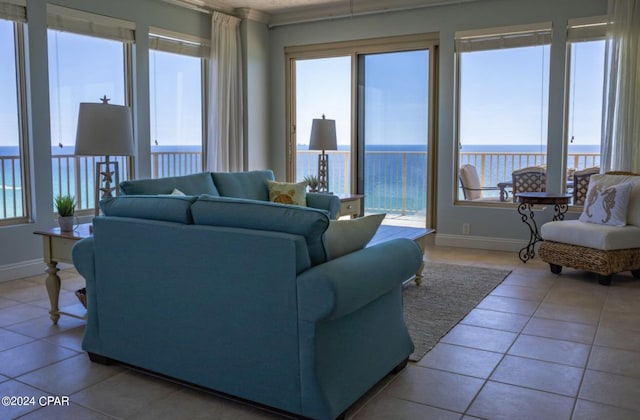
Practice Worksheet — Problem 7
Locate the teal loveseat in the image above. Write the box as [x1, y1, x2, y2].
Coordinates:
[72, 175, 422, 420]
[119, 169, 341, 219]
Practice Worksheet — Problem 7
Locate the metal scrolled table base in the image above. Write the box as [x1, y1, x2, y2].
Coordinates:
[516, 193, 572, 263]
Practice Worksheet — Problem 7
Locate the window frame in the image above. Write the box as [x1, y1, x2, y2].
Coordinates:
[454, 22, 553, 205]
[46, 5, 135, 214]
[148, 28, 209, 177]
[0, 11, 31, 226]
[285, 33, 439, 228]
[563, 16, 607, 205]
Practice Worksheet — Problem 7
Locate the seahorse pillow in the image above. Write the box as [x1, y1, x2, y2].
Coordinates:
[266, 180, 307, 206]
[579, 182, 633, 227]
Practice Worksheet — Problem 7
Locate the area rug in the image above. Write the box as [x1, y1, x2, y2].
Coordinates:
[403, 262, 511, 362]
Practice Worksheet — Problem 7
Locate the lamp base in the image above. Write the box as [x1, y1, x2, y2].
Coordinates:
[317, 152, 330, 193]
[94, 157, 120, 216]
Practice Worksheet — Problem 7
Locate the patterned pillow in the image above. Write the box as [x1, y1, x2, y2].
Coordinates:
[325, 213, 385, 259]
[579, 182, 632, 227]
[266, 180, 307, 206]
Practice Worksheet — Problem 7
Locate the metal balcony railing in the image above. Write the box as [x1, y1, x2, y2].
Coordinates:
[0, 150, 602, 220]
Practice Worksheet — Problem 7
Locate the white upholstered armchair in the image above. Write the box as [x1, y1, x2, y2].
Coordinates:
[540, 172, 640, 285]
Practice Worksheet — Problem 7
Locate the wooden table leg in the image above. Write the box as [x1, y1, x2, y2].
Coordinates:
[414, 260, 425, 286]
[45, 261, 61, 325]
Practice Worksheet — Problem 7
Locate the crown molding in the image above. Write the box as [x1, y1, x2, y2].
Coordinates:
[236, 8, 271, 24]
[162, 0, 483, 27]
[267, 0, 480, 27]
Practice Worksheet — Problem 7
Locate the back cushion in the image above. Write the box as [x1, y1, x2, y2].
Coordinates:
[100, 195, 197, 224]
[587, 174, 640, 226]
[192, 195, 329, 265]
[120, 172, 219, 196]
[211, 170, 274, 201]
[459, 164, 481, 200]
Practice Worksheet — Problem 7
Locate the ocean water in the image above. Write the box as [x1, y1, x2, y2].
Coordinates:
[0, 143, 600, 218]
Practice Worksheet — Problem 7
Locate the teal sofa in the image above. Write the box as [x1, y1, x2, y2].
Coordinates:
[119, 169, 341, 219]
[72, 174, 422, 420]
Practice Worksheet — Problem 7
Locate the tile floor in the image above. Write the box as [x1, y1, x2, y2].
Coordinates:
[1, 245, 640, 419]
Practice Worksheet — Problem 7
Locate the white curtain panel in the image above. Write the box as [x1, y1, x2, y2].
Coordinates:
[601, 0, 640, 173]
[207, 12, 244, 172]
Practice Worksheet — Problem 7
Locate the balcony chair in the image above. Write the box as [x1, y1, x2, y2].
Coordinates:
[540, 172, 640, 285]
[511, 166, 546, 202]
[459, 164, 503, 201]
[572, 166, 600, 206]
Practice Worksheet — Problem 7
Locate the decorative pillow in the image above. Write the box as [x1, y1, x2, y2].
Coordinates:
[579, 182, 633, 227]
[266, 180, 307, 206]
[325, 213, 385, 259]
[587, 174, 640, 226]
[171, 188, 186, 196]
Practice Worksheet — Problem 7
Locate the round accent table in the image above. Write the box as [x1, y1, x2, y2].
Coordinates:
[517, 192, 572, 263]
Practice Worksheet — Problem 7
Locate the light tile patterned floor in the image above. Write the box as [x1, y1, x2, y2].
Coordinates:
[1, 244, 640, 419]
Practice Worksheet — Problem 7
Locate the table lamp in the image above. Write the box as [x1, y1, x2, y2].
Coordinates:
[74, 96, 134, 215]
[308, 114, 337, 193]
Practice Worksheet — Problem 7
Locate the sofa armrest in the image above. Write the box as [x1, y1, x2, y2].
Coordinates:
[72, 237, 95, 283]
[297, 238, 422, 321]
[71, 237, 100, 349]
[306, 193, 340, 219]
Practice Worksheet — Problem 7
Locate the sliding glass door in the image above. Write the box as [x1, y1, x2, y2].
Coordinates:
[358, 50, 430, 226]
[293, 56, 352, 194]
[287, 35, 437, 228]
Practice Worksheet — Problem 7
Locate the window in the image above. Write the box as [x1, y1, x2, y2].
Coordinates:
[565, 17, 606, 203]
[0, 3, 29, 224]
[287, 34, 437, 228]
[149, 29, 207, 178]
[456, 23, 551, 203]
[293, 56, 352, 194]
[47, 6, 134, 212]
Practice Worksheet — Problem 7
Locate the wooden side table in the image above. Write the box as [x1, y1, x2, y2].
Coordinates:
[34, 223, 92, 324]
[517, 192, 572, 263]
[337, 194, 364, 218]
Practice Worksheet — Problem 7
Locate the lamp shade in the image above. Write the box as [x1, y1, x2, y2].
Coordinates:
[74, 102, 134, 156]
[309, 116, 337, 151]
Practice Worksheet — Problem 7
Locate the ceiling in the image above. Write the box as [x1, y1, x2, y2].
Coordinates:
[168, 0, 481, 26]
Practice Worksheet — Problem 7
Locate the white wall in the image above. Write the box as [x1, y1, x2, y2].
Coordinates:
[242, 18, 271, 170]
[267, 0, 607, 251]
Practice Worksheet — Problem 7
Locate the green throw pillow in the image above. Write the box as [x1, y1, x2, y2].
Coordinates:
[325, 213, 385, 259]
[266, 180, 307, 206]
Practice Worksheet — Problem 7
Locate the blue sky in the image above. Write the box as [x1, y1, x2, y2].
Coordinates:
[1, 20, 605, 151]
[295, 50, 429, 148]
[295, 42, 604, 150]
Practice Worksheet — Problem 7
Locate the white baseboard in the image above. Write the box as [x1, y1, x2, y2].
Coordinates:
[0, 259, 46, 283]
[435, 233, 527, 253]
[0, 259, 73, 283]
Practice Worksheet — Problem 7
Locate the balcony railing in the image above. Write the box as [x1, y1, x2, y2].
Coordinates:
[0, 150, 602, 220]
[459, 152, 601, 196]
[151, 151, 202, 178]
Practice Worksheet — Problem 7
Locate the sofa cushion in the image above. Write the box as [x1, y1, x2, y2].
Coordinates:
[211, 170, 274, 201]
[325, 213, 385, 259]
[100, 195, 197, 224]
[579, 182, 632, 227]
[541, 219, 640, 251]
[191, 195, 329, 265]
[586, 174, 640, 226]
[266, 180, 307, 206]
[120, 172, 219, 196]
